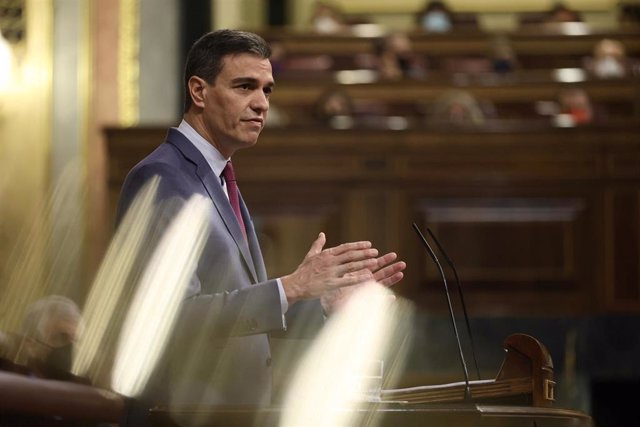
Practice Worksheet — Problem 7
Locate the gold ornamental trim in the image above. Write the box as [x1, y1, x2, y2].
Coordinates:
[118, 0, 139, 126]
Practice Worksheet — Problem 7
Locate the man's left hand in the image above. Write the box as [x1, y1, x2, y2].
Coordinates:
[320, 252, 405, 315]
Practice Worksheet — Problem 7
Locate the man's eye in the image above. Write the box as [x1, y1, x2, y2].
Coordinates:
[264, 88, 273, 97]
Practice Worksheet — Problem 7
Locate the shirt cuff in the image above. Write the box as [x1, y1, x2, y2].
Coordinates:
[276, 277, 289, 314]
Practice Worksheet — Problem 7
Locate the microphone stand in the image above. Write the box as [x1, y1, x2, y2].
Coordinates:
[427, 227, 481, 381]
[412, 223, 472, 403]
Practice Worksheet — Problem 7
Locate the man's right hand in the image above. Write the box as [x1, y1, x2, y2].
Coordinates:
[280, 233, 379, 305]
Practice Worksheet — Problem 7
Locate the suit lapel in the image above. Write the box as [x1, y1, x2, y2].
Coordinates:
[166, 129, 259, 283]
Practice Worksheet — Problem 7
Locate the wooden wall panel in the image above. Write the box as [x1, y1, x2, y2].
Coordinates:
[417, 198, 584, 282]
[605, 190, 640, 309]
[408, 195, 595, 315]
[240, 185, 343, 279]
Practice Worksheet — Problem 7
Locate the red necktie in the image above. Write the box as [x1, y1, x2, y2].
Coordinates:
[222, 161, 247, 241]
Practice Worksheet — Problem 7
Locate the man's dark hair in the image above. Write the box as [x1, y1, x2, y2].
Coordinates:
[183, 29, 272, 112]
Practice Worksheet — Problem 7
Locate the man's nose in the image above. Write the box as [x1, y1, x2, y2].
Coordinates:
[251, 90, 269, 112]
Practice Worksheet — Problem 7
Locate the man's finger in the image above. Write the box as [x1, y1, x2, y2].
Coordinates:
[373, 252, 398, 269]
[325, 240, 372, 256]
[335, 258, 379, 277]
[305, 232, 327, 258]
[378, 271, 404, 287]
[373, 261, 406, 287]
[334, 248, 379, 264]
[333, 272, 374, 288]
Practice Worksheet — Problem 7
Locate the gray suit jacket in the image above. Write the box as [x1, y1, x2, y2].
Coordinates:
[117, 128, 307, 407]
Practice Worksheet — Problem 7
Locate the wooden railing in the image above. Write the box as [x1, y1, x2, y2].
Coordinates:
[267, 77, 640, 120]
[0, 366, 125, 425]
[259, 27, 640, 71]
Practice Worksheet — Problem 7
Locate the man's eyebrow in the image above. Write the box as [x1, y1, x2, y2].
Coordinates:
[230, 77, 275, 87]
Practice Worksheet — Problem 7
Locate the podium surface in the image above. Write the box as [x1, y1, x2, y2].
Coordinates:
[149, 404, 593, 427]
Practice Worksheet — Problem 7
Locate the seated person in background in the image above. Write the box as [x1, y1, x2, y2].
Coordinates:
[267, 40, 287, 76]
[545, 2, 582, 23]
[619, 3, 640, 25]
[268, 38, 334, 75]
[374, 33, 426, 80]
[489, 35, 518, 74]
[5, 296, 83, 380]
[310, 1, 346, 34]
[314, 88, 354, 121]
[427, 89, 487, 125]
[313, 88, 355, 128]
[585, 39, 631, 79]
[417, 1, 454, 33]
[556, 88, 594, 125]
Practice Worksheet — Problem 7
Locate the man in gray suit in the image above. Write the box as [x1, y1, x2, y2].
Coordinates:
[116, 29, 405, 410]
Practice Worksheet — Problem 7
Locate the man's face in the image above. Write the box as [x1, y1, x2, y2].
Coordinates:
[200, 53, 274, 157]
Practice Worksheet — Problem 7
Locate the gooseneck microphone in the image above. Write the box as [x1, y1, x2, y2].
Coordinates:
[426, 227, 481, 381]
[412, 223, 472, 402]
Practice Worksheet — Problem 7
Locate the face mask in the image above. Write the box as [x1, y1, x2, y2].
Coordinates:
[44, 343, 73, 372]
[314, 16, 340, 33]
[493, 59, 513, 73]
[422, 11, 452, 33]
[594, 57, 626, 78]
[397, 55, 412, 73]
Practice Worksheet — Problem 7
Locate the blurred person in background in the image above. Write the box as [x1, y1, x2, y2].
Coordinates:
[266, 40, 287, 76]
[545, 2, 583, 23]
[619, 2, 640, 25]
[417, 1, 454, 33]
[313, 88, 355, 123]
[586, 39, 631, 79]
[489, 35, 518, 75]
[17, 295, 83, 379]
[374, 33, 426, 80]
[427, 89, 487, 125]
[310, 1, 346, 34]
[557, 88, 594, 125]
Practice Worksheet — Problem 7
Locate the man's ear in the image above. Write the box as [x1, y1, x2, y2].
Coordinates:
[188, 76, 208, 108]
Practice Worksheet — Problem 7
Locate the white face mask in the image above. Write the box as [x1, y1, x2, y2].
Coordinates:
[422, 11, 452, 33]
[314, 16, 341, 33]
[593, 57, 626, 78]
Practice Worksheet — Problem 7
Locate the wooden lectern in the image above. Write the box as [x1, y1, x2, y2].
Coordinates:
[147, 334, 593, 427]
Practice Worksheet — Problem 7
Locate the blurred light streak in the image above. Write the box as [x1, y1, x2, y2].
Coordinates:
[0, 160, 85, 334]
[72, 177, 160, 378]
[0, 31, 13, 90]
[46, 160, 87, 297]
[111, 195, 210, 397]
[280, 283, 412, 427]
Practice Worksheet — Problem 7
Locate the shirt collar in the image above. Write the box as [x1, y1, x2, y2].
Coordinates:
[176, 119, 229, 179]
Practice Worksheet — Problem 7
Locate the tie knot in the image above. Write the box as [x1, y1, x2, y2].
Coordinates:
[222, 161, 236, 183]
